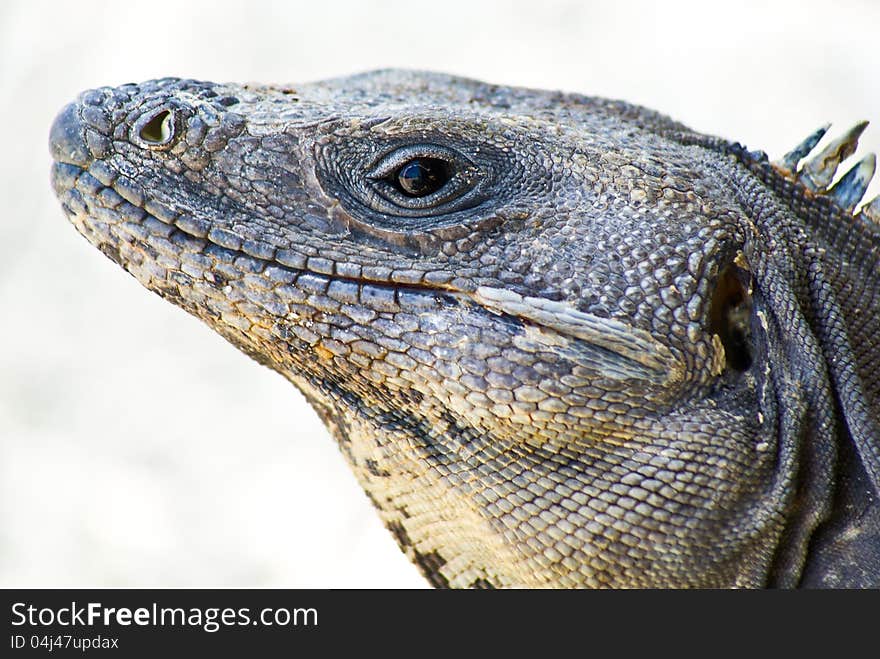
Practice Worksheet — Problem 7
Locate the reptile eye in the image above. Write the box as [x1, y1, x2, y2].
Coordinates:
[131, 106, 179, 150]
[395, 158, 451, 197]
[366, 144, 480, 214]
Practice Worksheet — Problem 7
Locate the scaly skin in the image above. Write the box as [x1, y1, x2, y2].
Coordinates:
[50, 71, 880, 587]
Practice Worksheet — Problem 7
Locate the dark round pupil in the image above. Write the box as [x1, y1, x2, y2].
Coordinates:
[396, 158, 449, 197]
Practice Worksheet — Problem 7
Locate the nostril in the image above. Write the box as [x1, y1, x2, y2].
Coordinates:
[49, 102, 91, 167]
[140, 110, 173, 143]
[132, 107, 178, 149]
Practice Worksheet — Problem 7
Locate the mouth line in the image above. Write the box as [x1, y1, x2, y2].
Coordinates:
[53, 157, 680, 386]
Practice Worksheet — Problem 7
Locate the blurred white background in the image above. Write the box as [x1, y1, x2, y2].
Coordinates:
[1, 0, 878, 587]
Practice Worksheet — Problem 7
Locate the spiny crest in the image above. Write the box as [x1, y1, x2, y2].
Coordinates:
[772, 121, 880, 224]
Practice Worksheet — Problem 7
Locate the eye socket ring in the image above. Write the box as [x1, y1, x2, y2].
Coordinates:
[131, 106, 180, 150]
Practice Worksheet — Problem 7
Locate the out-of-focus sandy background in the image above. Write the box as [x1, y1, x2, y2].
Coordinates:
[1, 0, 878, 587]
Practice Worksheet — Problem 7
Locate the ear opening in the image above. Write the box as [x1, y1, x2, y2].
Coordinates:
[708, 261, 753, 372]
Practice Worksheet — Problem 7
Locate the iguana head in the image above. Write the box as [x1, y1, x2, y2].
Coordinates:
[50, 70, 880, 587]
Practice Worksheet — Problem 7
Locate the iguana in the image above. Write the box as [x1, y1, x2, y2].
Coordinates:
[49, 70, 880, 588]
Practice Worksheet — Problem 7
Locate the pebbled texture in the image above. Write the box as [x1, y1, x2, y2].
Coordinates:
[50, 70, 880, 588]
